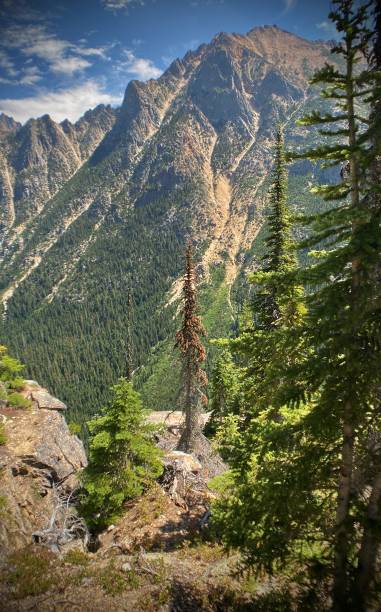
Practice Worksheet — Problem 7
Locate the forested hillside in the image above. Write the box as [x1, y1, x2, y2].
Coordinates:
[0, 26, 339, 425]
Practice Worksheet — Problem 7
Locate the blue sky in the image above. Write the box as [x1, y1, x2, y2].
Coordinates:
[0, 0, 336, 124]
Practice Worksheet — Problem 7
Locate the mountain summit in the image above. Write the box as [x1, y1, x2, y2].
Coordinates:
[0, 27, 332, 419]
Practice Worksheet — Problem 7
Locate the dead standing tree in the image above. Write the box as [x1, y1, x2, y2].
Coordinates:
[175, 241, 208, 452]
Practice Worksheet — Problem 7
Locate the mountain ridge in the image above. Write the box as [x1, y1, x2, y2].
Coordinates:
[0, 25, 333, 421]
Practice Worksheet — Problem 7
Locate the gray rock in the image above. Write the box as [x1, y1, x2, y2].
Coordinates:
[121, 562, 132, 572]
[31, 389, 67, 411]
[0, 404, 88, 555]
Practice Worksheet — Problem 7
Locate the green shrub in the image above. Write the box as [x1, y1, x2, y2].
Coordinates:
[81, 379, 163, 530]
[6, 392, 31, 409]
[63, 549, 90, 566]
[0, 345, 28, 407]
[0, 423, 6, 445]
[1, 547, 59, 599]
[68, 421, 82, 435]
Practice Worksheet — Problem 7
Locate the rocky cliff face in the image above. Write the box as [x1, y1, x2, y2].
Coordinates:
[0, 26, 334, 417]
[0, 104, 116, 248]
[0, 381, 87, 555]
[0, 113, 21, 138]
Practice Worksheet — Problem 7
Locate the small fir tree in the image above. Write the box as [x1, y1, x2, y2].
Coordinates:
[81, 379, 163, 530]
[0, 345, 31, 409]
[175, 241, 208, 451]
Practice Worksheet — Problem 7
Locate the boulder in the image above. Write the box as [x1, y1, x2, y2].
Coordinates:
[164, 450, 202, 473]
[0, 403, 87, 555]
[30, 389, 67, 411]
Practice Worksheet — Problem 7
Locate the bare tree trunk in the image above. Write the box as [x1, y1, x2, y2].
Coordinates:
[333, 418, 355, 610]
[333, 33, 360, 608]
[178, 354, 201, 452]
[176, 241, 207, 453]
[352, 468, 381, 610]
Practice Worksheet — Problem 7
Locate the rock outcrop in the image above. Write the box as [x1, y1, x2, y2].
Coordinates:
[0, 113, 21, 138]
[0, 382, 87, 556]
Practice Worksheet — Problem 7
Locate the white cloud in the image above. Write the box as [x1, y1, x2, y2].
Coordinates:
[0, 80, 121, 123]
[19, 65, 42, 85]
[0, 48, 43, 85]
[1, 24, 107, 76]
[102, 0, 143, 10]
[282, 0, 297, 13]
[118, 50, 162, 80]
[48, 56, 92, 75]
[0, 49, 19, 77]
[316, 21, 338, 38]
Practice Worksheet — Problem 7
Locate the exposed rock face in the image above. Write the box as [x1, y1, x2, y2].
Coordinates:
[0, 384, 87, 555]
[29, 389, 67, 411]
[0, 26, 336, 415]
[0, 104, 116, 247]
[0, 113, 21, 138]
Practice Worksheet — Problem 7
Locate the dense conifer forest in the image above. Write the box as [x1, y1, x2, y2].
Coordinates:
[0, 0, 380, 608]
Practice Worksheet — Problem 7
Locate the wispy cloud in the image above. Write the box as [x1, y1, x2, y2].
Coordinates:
[0, 50, 18, 78]
[0, 80, 121, 123]
[1, 24, 108, 77]
[117, 49, 162, 80]
[101, 0, 144, 11]
[282, 0, 297, 14]
[316, 21, 338, 38]
[0, 49, 42, 85]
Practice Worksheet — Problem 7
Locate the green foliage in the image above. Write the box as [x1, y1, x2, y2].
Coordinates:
[0, 345, 25, 390]
[1, 547, 58, 599]
[68, 421, 82, 435]
[0, 423, 6, 445]
[204, 350, 240, 437]
[6, 392, 31, 409]
[0, 345, 30, 408]
[213, 2, 381, 609]
[63, 549, 90, 566]
[95, 560, 139, 594]
[81, 379, 163, 530]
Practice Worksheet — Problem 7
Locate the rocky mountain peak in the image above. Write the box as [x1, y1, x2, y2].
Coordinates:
[0, 113, 21, 138]
[0, 25, 335, 416]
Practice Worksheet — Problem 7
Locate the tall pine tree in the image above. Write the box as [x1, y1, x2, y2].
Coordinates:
[253, 125, 297, 330]
[352, 1, 381, 605]
[287, 0, 381, 607]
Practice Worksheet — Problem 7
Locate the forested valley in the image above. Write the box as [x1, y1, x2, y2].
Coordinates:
[0, 0, 380, 609]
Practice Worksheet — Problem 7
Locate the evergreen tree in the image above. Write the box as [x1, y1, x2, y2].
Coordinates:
[81, 379, 163, 530]
[204, 350, 239, 437]
[211, 127, 308, 576]
[253, 126, 296, 330]
[285, 1, 381, 606]
[229, 126, 305, 419]
[352, 1, 381, 605]
[175, 241, 208, 451]
[0, 345, 31, 408]
[213, 3, 381, 606]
